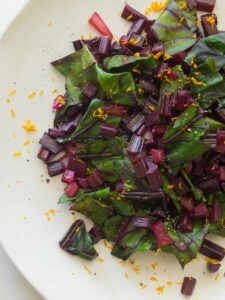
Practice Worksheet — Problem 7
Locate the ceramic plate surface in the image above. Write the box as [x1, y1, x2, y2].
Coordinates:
[0, 1, 225, 299]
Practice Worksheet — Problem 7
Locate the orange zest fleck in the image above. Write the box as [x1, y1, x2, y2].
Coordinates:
[141, 284, 148, 289]
[103, 240, 113, 249]
[215, 273, 220, 281]
[8, 89, 17, 97]
[13, 151, 21, 157]
[10, 109, 16, 118]
[119, 260, 126, 267]
[48, 21, 52, 27]
[151, 261, 158, 270]
[134, 52, 140, 57]
[52, 89, 59, 94]
[125, 272, 129, 278]
[127, 14, 133, 20]
[167, 184, 174, 190]
[40, 90, 44, 96]
[6, 98, 11, 103]
[22, 120, 37, 132]
[166, 281, 173, 287]
[154, 248, 162, 256]
[23, 139, 31, 146]
[148, 105, 156, 111]
[206, 15, 216, 27]
[180, 1, 188, 9]
[27, 91, 36, 99]
[145, 1, 168, 15]
[150, 276, 158, 282]
[83, 264, 92, 274]
[155, 285, 165, 294]
[98, 257, 104, 263]
[93, 108, 108, 120]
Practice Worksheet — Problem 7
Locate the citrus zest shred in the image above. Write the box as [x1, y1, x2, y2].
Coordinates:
[155, 285, 165, 294]
[125, 272, 129, 278]
[134, 52, 140, 57]
[180, 1, 188, 9]
[166, 281, 173, 287]
[98, 257, 104, 263]
[27, 91, 36, 99]
[8, 89, 16, 97]
[148, 105, 155, 111]
[154, 248, 162, 256]
[150, 276, 158, 282]
[145, 1, 168, 15]
[6, 98, 11, 103]
[40, 90, 44, 96]
[132, 66, 141, 74]
[23, 139, 31, 146]
[93, 107, 108, 120]
[83, 264, 92, 274]
[164, 53, 172, 60]
[151, 261, 158, 270]
[206, 15, 216, 27]
[103, 240, 113, 249]
[167, 184, 174, 190]
[13, 151, 21, 157]
[127, 14, 133, 20]
[48, 21, 52, 27]
[141, 284, 148, 289]
[119, 260, 126, 267]
[22, 120, 37, 132]
[215, 273, 220, 281]
[10, 109, 16, 118]
[52, 89, 59, 94]
[130, 38, 139, 45]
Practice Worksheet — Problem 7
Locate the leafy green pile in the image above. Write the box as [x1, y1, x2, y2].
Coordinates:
[39, 0, 225, 268]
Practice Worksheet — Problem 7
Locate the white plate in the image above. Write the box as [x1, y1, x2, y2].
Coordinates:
[0, 1, 225, 299]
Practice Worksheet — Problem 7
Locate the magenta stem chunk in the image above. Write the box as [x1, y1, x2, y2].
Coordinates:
[181, 277, 196, 296]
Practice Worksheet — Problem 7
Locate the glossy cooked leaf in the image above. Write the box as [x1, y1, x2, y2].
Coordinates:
[164, 105, 199, 140]
[111, 229, 146, 260]
[62, 220, 98, 260]
[69, 187, 111, 203]
[161, 172, 182, 212]
[71, 198, 114, 226]
[58, 188, 86, 203]
[52, 46, 96, 77]
[185, 37, 225, 71]
[77, 137, 128, 155]
[103, 55, 157, 72]
[103, 215, 123, 241]
[189, 59, 225, 109]
[152, 0, 197, 55]
[136, 231, 157, 252]
[91, 156, 124, 183]
[111, 198, 135, 216]
[204, 33, 225, 54]
[166, 141, 210, 167]
[162, 220, 209, 268]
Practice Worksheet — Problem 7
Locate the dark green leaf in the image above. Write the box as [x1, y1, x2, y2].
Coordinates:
[166, 141, 210, 167]
[162, 220, 209, 268]
[91, 156, 124, 183]
[64, 220, 98, 260]
[185, 37, 225, 71]
[71, 198, 114, 226]
[103, 55, 157, 73]
[152, 0, 197, 55]
[103, 216, 123, 241]
[161, 172, 182, 212]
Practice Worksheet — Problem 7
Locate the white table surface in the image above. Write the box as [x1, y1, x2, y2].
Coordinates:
[0, 1, 43, 299]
